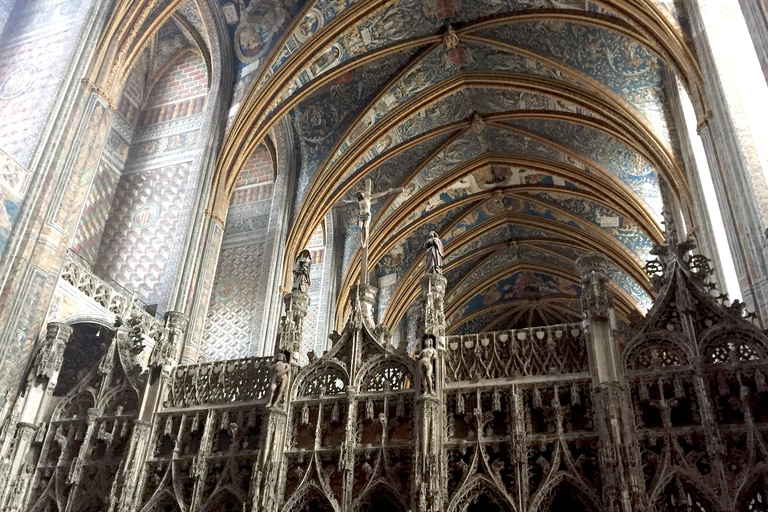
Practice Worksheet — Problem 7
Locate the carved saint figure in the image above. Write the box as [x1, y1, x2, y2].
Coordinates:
[424, 231, 444, 275]
[419, 334, 437, 395]
[265, 353, 290, 407]
[291, 249, 312, 293]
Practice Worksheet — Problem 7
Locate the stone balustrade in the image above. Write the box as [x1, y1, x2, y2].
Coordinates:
[166, 357, 273, 408]
[444, 323, 588, 382]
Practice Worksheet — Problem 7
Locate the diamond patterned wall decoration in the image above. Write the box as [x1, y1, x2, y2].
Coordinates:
[201, 243, 267, 360]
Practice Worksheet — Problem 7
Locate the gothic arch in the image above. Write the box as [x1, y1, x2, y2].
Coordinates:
[199, 489, 245, 512]
[282, 482, 338, 512]
[532, 475, 601, 512]
[139, 489, 183, 512]
[353, 481, 408, 512]
[292, 360, 349, 399]
[649, 471, 722, 512]
[355, 355, 414, 392]
[699, 325, 768, 364]
[624, 333, 693, 372]
[447, 475, 515, 512]
[737, 470, 768, 512]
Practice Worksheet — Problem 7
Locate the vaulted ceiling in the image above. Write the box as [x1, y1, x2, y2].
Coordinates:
[217, 0, 704, 334]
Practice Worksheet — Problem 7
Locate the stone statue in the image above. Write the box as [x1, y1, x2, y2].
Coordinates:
[265, 353, 290, 407]
[291, 249, 312, 293]
[419, 334, 437, 395]
[424, 231, 444, 275]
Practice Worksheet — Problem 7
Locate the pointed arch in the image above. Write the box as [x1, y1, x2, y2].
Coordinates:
[353, 482, 408, 512]
[533, 476, 601, 512]
[447, 475, 515, 512]
[738, 470, 768, 512]
[650, 472, 722, 512]
[282, 482, 338, 512]
[139, 489, 183, 512]
[200, 488, 245, 512]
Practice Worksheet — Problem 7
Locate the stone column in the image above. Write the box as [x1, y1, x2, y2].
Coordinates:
[416, 273, 447, 511]
[0, 91, 114, 401]
[576, 253, 644, 512]
[115, 420, 153, 512]
[340, 385, 359, 512]
[254, 406, 288, 512]
[683, 0, 768, 325]
[0, 322, 72, 505]
[189, 409, 217, 511]
[115, 312, 186, 511]
[0, 422, 37, 510]
[738, 0, 768, 82]
[63, 408, 99, 512]
[420, 274, 447, 347]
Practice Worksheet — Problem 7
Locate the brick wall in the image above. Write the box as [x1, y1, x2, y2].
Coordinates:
[235, 144, 273, 188]
[144, 51, 207, 108]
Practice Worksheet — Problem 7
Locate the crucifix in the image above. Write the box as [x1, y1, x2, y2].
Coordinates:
[342, 178, 403, 285]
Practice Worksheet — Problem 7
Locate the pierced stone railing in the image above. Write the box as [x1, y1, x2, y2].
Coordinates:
[59, 255, 165, 343]
[166, 357, 273, 408]
[444, 324, 588, 383]
[0, 148, 31, 198]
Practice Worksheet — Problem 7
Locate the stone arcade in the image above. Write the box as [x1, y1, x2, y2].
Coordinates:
[2, 0, 768, 511]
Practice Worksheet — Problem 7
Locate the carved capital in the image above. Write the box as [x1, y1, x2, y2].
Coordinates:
[285, 291, 311, 320]
[15, 422, 38, 444]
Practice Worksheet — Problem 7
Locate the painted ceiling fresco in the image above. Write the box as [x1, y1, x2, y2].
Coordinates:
[218, 0, 698, 334]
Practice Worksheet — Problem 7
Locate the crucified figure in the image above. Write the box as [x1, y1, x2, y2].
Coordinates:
[342, 178, 403, 249]
[341, 178, 403, 285]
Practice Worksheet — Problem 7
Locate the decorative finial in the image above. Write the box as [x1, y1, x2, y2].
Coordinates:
[443, 25, 459, 49]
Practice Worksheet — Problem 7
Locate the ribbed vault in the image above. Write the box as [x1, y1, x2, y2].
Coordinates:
[208, 0, 704, 335]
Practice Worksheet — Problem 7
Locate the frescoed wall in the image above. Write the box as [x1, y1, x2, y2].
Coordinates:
[0, 0, 14, 36]
[201, 144, 276, 360]
[0, 0, 95, 166]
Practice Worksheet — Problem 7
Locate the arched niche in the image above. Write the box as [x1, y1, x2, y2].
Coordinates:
[354, 484, 408, 512]
[540, 480, 599, 512]
[448, 477, 513, 512]
[283, 485, 336, 512]
[200, 489, 244, 512]
[654, 475, 720, 512]
[54, 322, 114, 397]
